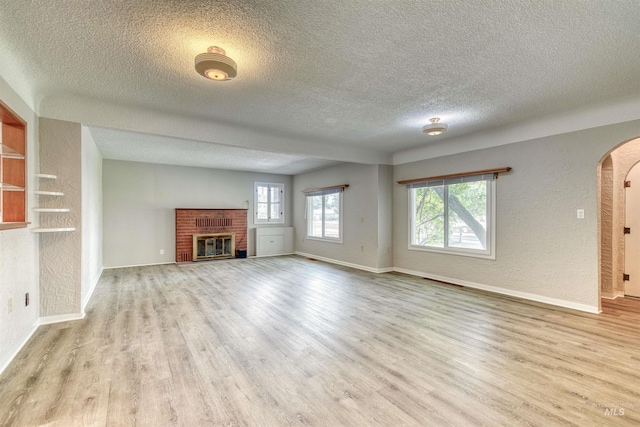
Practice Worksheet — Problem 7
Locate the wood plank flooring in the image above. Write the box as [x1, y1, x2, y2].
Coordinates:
[2, 255, 640, 426]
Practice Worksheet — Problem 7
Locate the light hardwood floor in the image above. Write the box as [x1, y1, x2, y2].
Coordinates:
[1, 256, 640, 426]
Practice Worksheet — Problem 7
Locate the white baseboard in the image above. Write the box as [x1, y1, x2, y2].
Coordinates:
[1, 274, 100, 377]
[601, 291, 625, 300]
[39, 312, 86, 326]
[82, 267, 103, 312]
[103, 261, 174, 269]
[295, 251, 394, 274]
[253, 252, 295, 258]
[393, 267, 600, 314]
[0, 322, 39, 376]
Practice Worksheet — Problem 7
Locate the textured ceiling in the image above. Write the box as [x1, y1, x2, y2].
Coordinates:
[88, 127, 341, 174]
[0, 1, 639, 173]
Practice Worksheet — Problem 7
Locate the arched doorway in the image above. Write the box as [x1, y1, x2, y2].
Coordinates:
[598, 137, 640, 302]
[624, 161, 640, 296]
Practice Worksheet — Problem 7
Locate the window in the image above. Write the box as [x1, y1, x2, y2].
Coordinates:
[306, 188, 343, 243]
[254, 182, 284, 224]
[409, 175, 495, 258]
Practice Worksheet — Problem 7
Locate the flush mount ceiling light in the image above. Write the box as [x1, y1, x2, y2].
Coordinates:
[422, 117, 448, 136]
[195, 46, 237, 81]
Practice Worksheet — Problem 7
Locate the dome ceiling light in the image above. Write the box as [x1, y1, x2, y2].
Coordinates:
[195, 46, 237, 81]
[422, 117, 448, 136]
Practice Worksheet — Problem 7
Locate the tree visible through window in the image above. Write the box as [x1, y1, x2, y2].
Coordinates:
[410, 178, 494, 257]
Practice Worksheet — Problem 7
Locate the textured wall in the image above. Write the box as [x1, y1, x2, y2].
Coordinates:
[599, 156, 614, 296]
[102, 160, 292, 267]
[39, 118, 82, 317]
[293, 162, 389, 270]
[609, 137, 640, 296]
[393, 120, 640, 311]
[0, 75, 40, 373]
[80, 126, 102, 309]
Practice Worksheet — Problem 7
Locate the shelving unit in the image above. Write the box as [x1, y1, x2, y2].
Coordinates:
[32, 173, 75, 233]
[0, 104, 27, 228]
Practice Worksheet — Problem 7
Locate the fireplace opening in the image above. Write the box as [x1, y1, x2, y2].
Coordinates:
[192, 233, 235, 261]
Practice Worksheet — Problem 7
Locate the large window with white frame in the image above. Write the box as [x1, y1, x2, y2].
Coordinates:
[408, 174, 496, 259]
[306, 188, 343, 243]
[254, 182, 284, 224]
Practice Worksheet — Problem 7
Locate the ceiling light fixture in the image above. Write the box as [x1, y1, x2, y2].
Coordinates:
[195, 46, 237, 81]
[422, 117, 448, 136]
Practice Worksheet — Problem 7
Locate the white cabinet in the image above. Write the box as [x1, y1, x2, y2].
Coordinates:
[255, 227, 294, 257]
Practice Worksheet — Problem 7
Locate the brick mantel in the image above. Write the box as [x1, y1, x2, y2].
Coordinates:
[175, 209, 248, 262]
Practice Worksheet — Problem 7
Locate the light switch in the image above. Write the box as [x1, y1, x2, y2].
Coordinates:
[577, 209, 584, 219]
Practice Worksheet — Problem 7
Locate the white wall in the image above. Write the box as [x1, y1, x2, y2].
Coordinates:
[293, 163, 391, 271]
[393, 120, 640, 313]
[0, 76, 40, 374]
[377, 165, 393, 269]
[102, 160, 293, 267]
[81, 126, 103, 310]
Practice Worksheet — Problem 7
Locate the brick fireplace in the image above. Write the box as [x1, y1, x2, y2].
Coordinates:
[175, 208, 248, 262]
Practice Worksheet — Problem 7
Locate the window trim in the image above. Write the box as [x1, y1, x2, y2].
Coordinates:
[408, 179, 496, 260]
[254, 182, 285, 224]
[306, 190, 344, 244]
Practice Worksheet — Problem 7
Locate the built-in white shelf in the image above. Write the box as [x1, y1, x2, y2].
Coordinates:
[0, 182, 25, 191]
[33, 173, 73, 231]
[34, 190, 64, 196]
[32, 208, 70, 212]
[1, 144, 25, 159]
[35, 173, 57, 179]
[31, 227, 76, 233]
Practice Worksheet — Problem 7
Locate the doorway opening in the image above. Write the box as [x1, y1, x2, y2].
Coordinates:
[624, 162, 640, 297]
[598, 137, 640, 302]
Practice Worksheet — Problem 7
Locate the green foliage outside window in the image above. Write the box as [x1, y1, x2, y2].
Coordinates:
[413, 181, 488, 250]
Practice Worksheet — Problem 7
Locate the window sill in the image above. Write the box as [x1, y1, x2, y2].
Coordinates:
[0, 222, 30, 231]
[307, 236, 343, 244]
[409, 244, 494, 260]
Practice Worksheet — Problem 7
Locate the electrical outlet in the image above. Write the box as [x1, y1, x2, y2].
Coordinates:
[160, 249, 164, 255]
[8, 298, 12, 314]
[577, 209, 585, 219]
